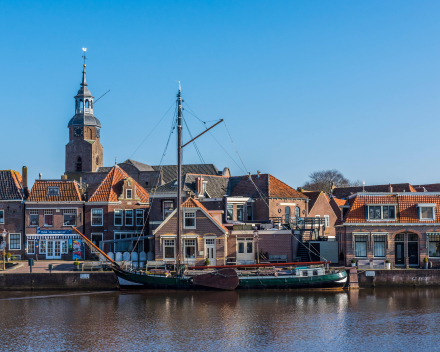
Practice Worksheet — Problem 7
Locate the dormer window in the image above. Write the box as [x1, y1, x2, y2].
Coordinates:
[419, 204, 436, 221]
[367, 205, 396, 220]
[47, 187, 60, 196]
[126, 189, 132, 199]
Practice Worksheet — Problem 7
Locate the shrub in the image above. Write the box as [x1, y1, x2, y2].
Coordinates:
[204, 257, 210, 266]
[385, 259, 391, 263]
[6, 252, 11, 258]
[73, 261, 80, 266]
[351, 259, 356, 263]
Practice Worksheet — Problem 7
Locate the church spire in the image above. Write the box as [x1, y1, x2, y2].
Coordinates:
[81, 48, 88, 87]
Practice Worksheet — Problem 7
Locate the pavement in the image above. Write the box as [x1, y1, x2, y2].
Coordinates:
[1, 260, 86, 273]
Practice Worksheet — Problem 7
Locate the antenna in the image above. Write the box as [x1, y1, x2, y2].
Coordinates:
[175, 80, 181, 92]
[362, 180, 365, 192]
[82, 48, 87, 66]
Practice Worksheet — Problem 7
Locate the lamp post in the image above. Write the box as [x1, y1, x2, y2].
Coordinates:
[1, 230, 7, 271]
[253, 230, 259, 264]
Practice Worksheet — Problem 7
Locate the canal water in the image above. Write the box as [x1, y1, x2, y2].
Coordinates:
[0, 288, 439, 351]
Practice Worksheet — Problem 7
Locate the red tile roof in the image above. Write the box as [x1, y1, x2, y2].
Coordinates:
[343, 194, 440, 224]
[0, 170, 23, 200]
[231, 174, 307, 199]
[182, 197, 228, 231]
[89, 165, 149, 202]
[28, 180, 82, 202]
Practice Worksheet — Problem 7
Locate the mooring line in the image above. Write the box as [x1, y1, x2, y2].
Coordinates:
[0, 291, 117, 301]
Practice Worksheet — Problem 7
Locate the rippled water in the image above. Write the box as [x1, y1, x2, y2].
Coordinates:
[0, 288, 439, 351]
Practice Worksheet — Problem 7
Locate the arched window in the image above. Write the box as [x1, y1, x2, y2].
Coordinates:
[85, 100, 89, 108]
[295, 207, 300, 218]
[76, 157, 82, 172]
[79, 100, 84, 110]
[285, 206, 291, 223]
[75, 100, 79, 110]
[96, 156, 100, 166]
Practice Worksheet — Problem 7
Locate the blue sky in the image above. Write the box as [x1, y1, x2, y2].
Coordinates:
[1, 1, 439, 188]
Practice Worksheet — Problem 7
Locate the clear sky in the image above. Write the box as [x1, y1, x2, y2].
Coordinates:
[1, 1, 439, 188]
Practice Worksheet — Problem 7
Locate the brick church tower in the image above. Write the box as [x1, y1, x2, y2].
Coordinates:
[65, 56, 103, 181]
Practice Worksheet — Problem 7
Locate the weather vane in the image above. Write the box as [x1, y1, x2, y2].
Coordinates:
[82, 48, 87, 66]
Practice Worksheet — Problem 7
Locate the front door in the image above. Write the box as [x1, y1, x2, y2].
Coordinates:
[46, 240, 62, 259]
[408, 242, 419, 265]
[205, 238, 216, 266]
[237, 238, 254, 263]
[395, 243, 404, 265]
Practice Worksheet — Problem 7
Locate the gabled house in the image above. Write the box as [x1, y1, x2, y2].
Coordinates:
[0, 170, 24, 259]
[85, 165, 150, 259]
[337, 191, 440, 268]
[25, 179, 84, 260]
[300, 191, 337, 239]
[153, 197, 228, 266]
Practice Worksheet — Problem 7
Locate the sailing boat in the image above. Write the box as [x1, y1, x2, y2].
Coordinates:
[73, 84, 347, 291]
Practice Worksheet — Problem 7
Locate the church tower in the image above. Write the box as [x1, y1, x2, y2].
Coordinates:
[65, 51, 103, 181]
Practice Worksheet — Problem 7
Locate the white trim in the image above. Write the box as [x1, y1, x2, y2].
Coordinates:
[126, 189, 132, 199]
[0, 209, 4, 224]
[27, 239, 35, 254]
[280, 203, 296, 206]
[183, 211, 196, 229]
[418, 203, 437, 207]
[125, 209, 134, 226]
[39, 240, 46, 254]
[419, 205, 436, 221]
[324, 215, 330, 227]
[182, 234, 199, 239]
[114, 209, 123, 226]
[160, 234, 177, 238]
[226, 197, 251, 203]
[163, 200, 174, 220]
[85, 202, 121, 205]
[91, 208, 103, 226]
[8, 233, 21, 251]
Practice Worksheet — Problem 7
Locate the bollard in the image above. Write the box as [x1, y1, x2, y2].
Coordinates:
[28, 258, 34, 273]
[49, 264, 53, 273]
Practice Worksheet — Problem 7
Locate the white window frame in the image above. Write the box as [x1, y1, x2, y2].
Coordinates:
[367, 205, 397, 221]
[353, 233, 369, 258]
[40, 240, 46, 254]
[324, 215, 330, 227]
[126, 189, 132, 199]
[136, 209, 144, 226]
[227, 204, 233, 221]
[27, 239, 35, 254]
[9, 233, 21, 250]
[184, 211, 196, 229]
[62, 240, 68, 254]
[44, 209, 53, 227]
[63, 209, 76, 226]
[47, 186, 60, 196]
[163, 239, 176, 260]
[184, 239, 197, 260]
[91, 233, 103, 253]
[125, 210, 134, 226]
[372, 234, 387, 258]
[419, 204, 436, 221]
[91, 208, 103, 226]
[29, 209, 38, 226]
[0, 209, 4, 224]
[163, 201, 174, 220]
[114, 209, 123, 226]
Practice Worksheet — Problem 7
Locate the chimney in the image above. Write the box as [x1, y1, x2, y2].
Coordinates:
[22, 166, 29, 199]
[61, 175, 68, 180]
[196, 177, 204, 196]
[257, 170, 261, 178]
[388, 184, 393, 193]
[39, 173, 42, 180]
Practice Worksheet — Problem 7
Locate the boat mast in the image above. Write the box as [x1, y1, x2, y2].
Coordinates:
[176, 82, 182, 275]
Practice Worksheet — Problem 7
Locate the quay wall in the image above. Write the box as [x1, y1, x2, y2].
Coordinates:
[358, 270, 440, 287]
[0, 272, 119, 291]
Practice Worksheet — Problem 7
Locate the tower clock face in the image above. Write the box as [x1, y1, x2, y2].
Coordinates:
[74, 127, 83, 137]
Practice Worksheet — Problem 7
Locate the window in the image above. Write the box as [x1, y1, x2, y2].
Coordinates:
[184, 239, 196, 259]
[247, 203, 253, 221]
[91, 209, 103, 226]
[324, 215, 330, 227]
[303, 271, 308, 277]
[295, 207, 300, 218]
[373, 235, 386, 257]
[237, 205, 244, 222]
[164, 239, 175, 259]
[29, 210, 38, 226]
[163, 201, 174, 220]
[206, 238, 215, 245]
[354, 235, 368, 257]
[126, 189, 132, 199]
[184, 212, 196, 228]
[27, 240, 35, 254]
[9, 234, 20, 250]
[62, 240, 68, 254]
[420, 206, 435, 221]
[63, 209, 76, 226]
[429, 234, 440, 257]
[136, 209, 144, 226]
[47, 187, 60, 196]
[125, 210, 133, 226]
[395, 233, 404, 241]
[91, 233, 103, 253]
[114, 209, 123, 226]
[367, 205, 396, 220]
[40, 240, 46, 254]
[238, 242, 244, 253]
[227, 204, 233, 221]
[408, 234, 418, 241]
[0, 210, 3, 224]
[285, 207, 290, 223]
[44, 210, 53, 226]
[313, 270, 318, 276]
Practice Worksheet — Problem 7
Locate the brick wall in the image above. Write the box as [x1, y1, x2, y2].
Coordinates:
[0, 201, 24, 255]
[307, 194, 337, 237]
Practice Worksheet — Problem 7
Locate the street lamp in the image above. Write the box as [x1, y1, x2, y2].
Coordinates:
[253, 229, 259, 264]
[1, 230, 7, 271]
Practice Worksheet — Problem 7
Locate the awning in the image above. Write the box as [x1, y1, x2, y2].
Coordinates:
[26, 234, 81, 240]
[103, 235, 153, 243]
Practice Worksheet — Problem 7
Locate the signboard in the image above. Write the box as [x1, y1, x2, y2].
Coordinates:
[80, 274, 89, 279]
[365, 271, 375, 277]
[37, 227, 72, 235]
[72, 239, 82, 260]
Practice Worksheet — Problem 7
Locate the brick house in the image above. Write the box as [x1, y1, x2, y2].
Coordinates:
[0, 170, 25, 259]
[336, 191, 440, 268]
[300, 191, 337, 239]
[85, 165, 150, 259]
[153, 197, 228, 266]
[25, 179, 84, 260]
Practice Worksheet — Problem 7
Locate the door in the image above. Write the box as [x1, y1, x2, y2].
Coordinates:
[310, 242, 321, 262]
[408, 242, 419, 265]
[46, 241, 62, 259]
[205, 238, 216, 266]
[54, 241, 61, 259]
[47, 241, 54, 259]
[395, 243, 404, 265]
[237, 238, 254, 263]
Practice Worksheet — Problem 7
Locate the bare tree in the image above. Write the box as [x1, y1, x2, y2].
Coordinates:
[302, 170, 361, 193]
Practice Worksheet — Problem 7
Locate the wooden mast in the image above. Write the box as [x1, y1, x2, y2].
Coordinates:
[176, 82, 182, 275]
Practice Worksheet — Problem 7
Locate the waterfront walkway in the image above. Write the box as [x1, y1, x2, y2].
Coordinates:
[2, 260, 87, 273]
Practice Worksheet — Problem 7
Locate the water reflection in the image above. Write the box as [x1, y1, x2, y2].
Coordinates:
[0, 288, 439, 351]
